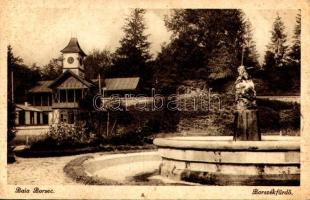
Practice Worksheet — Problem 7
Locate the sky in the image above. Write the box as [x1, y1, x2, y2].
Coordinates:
[6, 6, 299, 66]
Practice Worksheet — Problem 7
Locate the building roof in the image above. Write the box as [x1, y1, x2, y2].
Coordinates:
[104, 77, 140, 91]
[60, 37, 87, 57]
[28, 81, 53, 93]
[16, 104, 43, 112]
[48, 70, 95, 89]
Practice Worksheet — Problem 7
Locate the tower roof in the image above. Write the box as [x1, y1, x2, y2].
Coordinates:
[61, 37, 87, 56]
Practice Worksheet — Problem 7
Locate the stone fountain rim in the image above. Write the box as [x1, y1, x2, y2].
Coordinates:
[154, 136, 300, 151]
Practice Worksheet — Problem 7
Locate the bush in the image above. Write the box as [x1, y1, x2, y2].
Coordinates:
[257, 99, 300, 131]
[31, 123, 101, 150]
[258, 106, 280, 131]
[256, 99, 300, 111]
[7, 101, 16, 163]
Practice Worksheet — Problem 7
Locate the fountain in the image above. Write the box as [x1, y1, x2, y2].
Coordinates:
[153, 65, 300, 185]
[66, 65, 299, 186]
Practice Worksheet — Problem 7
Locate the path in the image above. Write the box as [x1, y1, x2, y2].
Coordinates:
[7, 153, 99, 185]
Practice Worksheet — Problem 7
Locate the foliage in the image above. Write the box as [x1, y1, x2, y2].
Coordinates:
[261, 13, 300, 94]
[112, 9, 152, 93]
[7, 45, 41, 103]
[7, 101, 16, 142]
[288, 12, 301, 64]
[7, 100, 16, 163]
[257, 99, 300, 131]
[84, 49, 112, 79]
[41, 57, 63, 80]
[154, 42, 181, 95]
[31, 123, 100, 150]
[242, 18, 260, 69]
[263, 15, 289, 68]
[155, 9, 249, 94]
[286, 12, 301, 92]
[207, 43, 235, 81]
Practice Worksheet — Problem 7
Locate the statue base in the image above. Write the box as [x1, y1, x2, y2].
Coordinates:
[233, 109, 261, 141]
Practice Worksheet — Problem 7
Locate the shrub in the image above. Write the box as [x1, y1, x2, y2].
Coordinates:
[257, 99, 300, 131]
[31, 123, 100, 150]
[256, 99, 300, 111]
[7, 101, 16, 163]
[258, 106, 280, 131]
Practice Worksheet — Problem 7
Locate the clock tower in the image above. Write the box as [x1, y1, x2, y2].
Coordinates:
[61, 37, 87, 77]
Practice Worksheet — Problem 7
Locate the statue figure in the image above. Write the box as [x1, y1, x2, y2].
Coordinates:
[234, 65, 260, 141]
[235, 65, 256, 110]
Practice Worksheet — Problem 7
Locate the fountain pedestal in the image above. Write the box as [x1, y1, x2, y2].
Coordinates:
[234, 109, 260, 141]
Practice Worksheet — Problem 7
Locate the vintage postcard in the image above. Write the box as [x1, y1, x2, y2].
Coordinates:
[0, 0, 309, 199]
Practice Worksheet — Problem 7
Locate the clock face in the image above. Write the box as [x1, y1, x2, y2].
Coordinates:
[67, 57, 74, 64]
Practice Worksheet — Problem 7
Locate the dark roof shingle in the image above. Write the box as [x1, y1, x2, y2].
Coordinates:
[104, 77, 140, 91]
[60, 37, 87, 56]
[28, 81, 53, 93]
[16, 104, 43, 112]
[48, 70, 95, 89]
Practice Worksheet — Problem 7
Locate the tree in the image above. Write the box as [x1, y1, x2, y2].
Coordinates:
[7, 45, 20, 163]
[83, 49, 112, 79]
[112, 9, 151, 78]
[154, 42, 180, 95]
[157, 9, 246, 89]
[7, 45, 23, 102]
[288, 12, 301, 64]
[7, 46, 41, 103]
[262, 15, 298, 93]
[286, 12, 301, 93]
[264, 15, 289, 68]
[242, 18, 260, 69]
[208, 42, 235, 81]
[41, 57, 63, 80]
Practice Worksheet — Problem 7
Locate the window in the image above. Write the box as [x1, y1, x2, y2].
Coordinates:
[49, 94, 52, 105]
[43, 112, 49, 124]
[60, 90, 67, 103]
[30, 111, 34, 124]
[67, 90, 74, 102]
[75, 90, 82, 101]
[60, 112, 67, 123]
[68, 111, 75, 124]
[19, 111, 25, 125]
[35, 95, 41, 106]
[42, 94, 48, 106]
[37, 112, 41, 124]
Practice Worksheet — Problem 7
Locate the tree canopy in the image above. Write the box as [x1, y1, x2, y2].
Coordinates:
[260, 13, 300, 94]
[41, 57, 63, 80]
[242, 18, 260, 69]
[7, 45, 41, 103]
[264, 15, 289, 68]
[84, 49, 112, 79]
[288, 12, 301, 64]
[155, 9, 252, 94]
[112, 9, 151, 78]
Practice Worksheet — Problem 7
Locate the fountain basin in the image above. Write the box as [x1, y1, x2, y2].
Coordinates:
[83, 152, 161, 183]
[153, 136, 300, 185]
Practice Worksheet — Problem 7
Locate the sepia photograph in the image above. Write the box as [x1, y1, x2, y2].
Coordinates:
[1, 0, 309, 199]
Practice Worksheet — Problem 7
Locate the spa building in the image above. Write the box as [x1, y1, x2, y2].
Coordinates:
[15, 38, 140, 126]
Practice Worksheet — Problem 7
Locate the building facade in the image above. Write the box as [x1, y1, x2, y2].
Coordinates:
[15, 38, 140, 126]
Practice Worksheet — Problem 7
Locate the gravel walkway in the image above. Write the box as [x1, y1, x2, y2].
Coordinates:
[7, 153, 100, 185]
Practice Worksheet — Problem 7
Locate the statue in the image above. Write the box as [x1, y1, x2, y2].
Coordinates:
[233, 65, 261, 141]
[235, 65, 256, 110]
